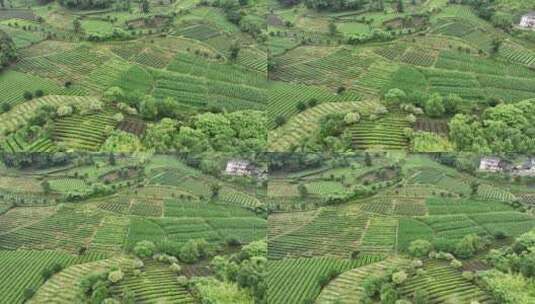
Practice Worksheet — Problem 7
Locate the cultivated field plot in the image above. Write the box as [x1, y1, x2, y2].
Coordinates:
[426, 197, 513, 215]
[400, 261, 494, 303]
[52, 111, 119, 151]
[0, 206, 103, 252]
[359, 216, 398, 255]
[359, 196, 395, 215]
[268, 100, 381, 151]
[0, 250, 105, 304]
[109, 259, 196, 304]
[268, 255, 384, 304]
[268, 207, 368, 259]
[126, 215, 265, 249]
[267, 179, 300, 197]
[316, 258, 407, 304]
[0, 95, 91, 137]
[350, 114, 410, 150]
[28, 256, 130, 304]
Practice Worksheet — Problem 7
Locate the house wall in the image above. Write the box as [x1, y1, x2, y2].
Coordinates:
[520, 16, 535, 28]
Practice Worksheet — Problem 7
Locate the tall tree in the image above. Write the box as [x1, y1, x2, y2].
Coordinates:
[491, 38, 503, 55]
[364, 152, 372, 167]
[0, 30, 16, 68]
[328, 21, 338, 36]
[397, 0, 404, 12]
[229, 42, 241, 62]
[377, 0, 384, 11]
[73, 17, 82, 34]
[140, 0, 150, 13]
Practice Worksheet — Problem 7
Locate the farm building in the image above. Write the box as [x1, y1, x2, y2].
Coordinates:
[479, 157, 504, 172]
[225, 159, 256, 176]
[520, 12, 535, 28]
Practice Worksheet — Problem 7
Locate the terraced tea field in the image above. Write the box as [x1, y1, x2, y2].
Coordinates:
[268, 207, 368, 259]
[316, 258, 407, 304]
[268, 154, 535, 303]
[268, 255, 384, 304]
[399, 261, 494, 303]
[350, 115, 410, 150]
[267, 1, 535, 153]
[0, 250, 106, 304]
[0, 0, 535, 301]
[0, 154, 267, 303]
[268, 100, 381, 151]
[0, 2, 269, 154]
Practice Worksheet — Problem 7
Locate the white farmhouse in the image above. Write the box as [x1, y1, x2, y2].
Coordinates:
[520, 12, 535, 28]
[479, 157, 502, 172]
[225, 159, 254, 176]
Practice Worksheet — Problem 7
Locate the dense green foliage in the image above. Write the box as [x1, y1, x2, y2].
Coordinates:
[144, 111, 267, 153]
[449, 100, 535, 153]
[0, 30, 16, 68]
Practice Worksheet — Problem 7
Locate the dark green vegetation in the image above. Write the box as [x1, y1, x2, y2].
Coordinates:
[268, 0, 535, 153]
[0, 153, 267, 303]
[0, 28, 16, 67]
[267, 152, 535, 303]
[0, 0, 269, 153]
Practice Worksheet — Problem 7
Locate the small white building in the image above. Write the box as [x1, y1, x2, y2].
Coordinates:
[479, 157, 503, 172]
[225, 160, 254, 176]
[520, 12, 535, 28]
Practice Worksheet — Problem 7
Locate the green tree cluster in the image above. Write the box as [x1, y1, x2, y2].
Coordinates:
[0, 30, 16, 68]
[144, 111, 266, 153]
[449, 99, 535, 153]
[210, 240, 267, 303]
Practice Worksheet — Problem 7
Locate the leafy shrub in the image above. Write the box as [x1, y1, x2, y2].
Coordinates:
[380, 283, 399, 304]
[169, 263, 182, 273]
[134, 240, 156, 258]
[392, 271, 408, 285]
[179, 239, 208, 263]
[409, 240, 433, 257]
[450, 259, 463, 269]
[133, 259, 144, 269]
[432, 238, 457, 253]
[462, 271, 475, 281]
[23, 91, 33, 100]
[362, 276, 384, 298]
[455, 234, 486, 259]
[108, 270, 124, 283]
[410, 259, 423, 269]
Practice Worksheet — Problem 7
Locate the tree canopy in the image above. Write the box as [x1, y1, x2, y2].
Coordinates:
[145, 111, 266, 153]
[449, 99, 535, 153]
[59, 0, 114, 9]
[0, 30, 16, 68]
